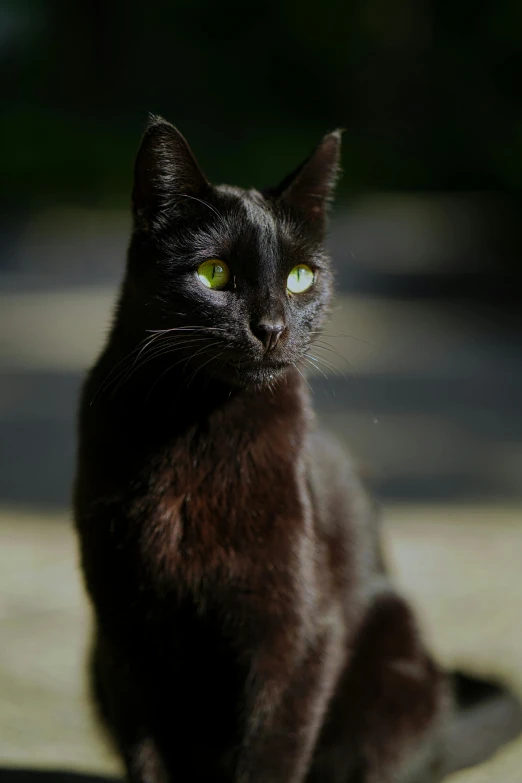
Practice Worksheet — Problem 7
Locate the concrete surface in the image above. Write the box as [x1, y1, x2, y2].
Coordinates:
[0, 505, 521, 781]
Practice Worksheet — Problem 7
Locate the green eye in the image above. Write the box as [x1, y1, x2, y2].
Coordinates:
[196, 259, 230, 290]
[287, 264, 315, 294]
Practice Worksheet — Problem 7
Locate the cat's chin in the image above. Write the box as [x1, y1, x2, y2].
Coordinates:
[217, 360, 293, 390]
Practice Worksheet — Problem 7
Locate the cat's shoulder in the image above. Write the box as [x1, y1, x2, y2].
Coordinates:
[307, 427, 363, 486]
[306, 426, 375, 514]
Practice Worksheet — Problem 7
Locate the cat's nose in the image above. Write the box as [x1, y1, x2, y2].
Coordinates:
[251, 320, 286, 353]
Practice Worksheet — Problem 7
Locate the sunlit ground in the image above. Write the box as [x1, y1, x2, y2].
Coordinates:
[0, 505, 521, 782]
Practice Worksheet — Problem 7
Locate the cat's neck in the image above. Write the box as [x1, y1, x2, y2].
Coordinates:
[86, 330, 311, 444]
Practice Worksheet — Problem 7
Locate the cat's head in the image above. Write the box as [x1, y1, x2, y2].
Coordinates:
[124, 116, 341, 390]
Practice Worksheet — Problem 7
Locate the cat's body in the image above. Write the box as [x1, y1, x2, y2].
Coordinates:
[74, 118, 521, 783]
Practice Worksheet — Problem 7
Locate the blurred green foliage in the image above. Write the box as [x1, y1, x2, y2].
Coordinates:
[2, 0, 522, 207]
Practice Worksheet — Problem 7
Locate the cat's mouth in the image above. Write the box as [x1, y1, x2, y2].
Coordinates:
[224, 356, 293, 387]
[229, 358, 289, 370]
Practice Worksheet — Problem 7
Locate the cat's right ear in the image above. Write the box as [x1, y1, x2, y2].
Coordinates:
[132, 115, 210, 230]
[274, 130, 342, 234]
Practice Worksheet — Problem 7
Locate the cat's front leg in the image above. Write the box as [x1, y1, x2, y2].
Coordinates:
[91, 634, 169, 783]
[236, 628, 343, 783]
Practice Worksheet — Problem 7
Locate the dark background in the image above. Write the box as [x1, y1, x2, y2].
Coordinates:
[4, 1, 522, 206]
[1, 0, 521, 506]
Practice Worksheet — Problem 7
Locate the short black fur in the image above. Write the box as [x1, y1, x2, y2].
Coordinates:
[74, 116, 522, 783]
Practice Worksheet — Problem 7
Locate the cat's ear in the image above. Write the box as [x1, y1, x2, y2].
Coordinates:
[132, 115, 210, 230]
[275, 130, 342, 231]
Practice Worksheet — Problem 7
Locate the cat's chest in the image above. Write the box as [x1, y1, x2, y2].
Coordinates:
[135, 440, 310, 591]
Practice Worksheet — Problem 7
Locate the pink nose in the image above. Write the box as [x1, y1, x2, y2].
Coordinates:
[251, 320, 286, 352]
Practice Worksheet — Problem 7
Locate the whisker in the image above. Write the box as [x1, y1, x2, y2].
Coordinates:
[146, 325, 230, 334]
[293, 362, 314, 394]
[109, 336, 210, 397]
[147, 341, 222, 399]
[305, 352, 341, 375]
[310, 330, 374, 347]
[90, 331, 167, 404]
[303, 355, 328, 379]
[312, 340, 358, 377]
[184, 348, 223, 390]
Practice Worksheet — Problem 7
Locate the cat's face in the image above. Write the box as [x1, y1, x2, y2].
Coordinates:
[125, 117, 341, 390]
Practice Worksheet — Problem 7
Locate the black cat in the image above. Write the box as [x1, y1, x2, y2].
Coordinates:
[74, 116, 521, 783]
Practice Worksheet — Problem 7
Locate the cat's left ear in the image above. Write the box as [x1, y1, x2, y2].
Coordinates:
[132, 115, 210, 230]
[275, 130, 343, 232]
